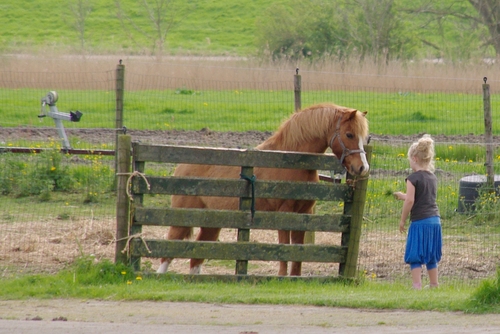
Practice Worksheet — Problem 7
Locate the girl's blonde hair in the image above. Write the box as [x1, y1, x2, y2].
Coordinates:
[408, 134, 435, 172]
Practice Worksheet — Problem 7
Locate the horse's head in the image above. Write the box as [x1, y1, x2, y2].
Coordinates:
[329, 109, 369, 176]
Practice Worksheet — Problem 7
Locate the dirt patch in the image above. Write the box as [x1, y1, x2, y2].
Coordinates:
[0, 127, 273, 149]
[1, 215, 496, 280]
[0, 127, 495, 148]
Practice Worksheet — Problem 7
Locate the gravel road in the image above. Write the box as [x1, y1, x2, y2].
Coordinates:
[1, 299, 499, 334]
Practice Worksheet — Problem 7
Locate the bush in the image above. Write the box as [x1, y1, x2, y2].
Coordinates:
[0, 149, 114, 202]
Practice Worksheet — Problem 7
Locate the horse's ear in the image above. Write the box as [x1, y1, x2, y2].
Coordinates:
[347, 109, 358, 120]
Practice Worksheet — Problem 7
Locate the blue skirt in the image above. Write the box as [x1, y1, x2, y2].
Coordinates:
[404, 216, 442, 267]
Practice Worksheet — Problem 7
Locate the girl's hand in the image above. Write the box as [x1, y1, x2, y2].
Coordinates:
[393, 191, 405, 200]
[399, 221, 406, 233]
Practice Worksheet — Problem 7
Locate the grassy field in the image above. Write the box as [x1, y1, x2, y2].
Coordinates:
[0, 0, 483, 58]
[0, 0, 276, 56]
[2, 87, 499, 136]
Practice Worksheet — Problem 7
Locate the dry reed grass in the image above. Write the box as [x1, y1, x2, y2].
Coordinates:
[1, 54, 498, 92]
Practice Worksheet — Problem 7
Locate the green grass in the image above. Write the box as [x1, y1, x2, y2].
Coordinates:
[2, 87, 500, 136]
[1, 256, 498, 313]
[0, 0, 488, 59]
[0, 192, 116, 224]
[0, 0, 270, 56]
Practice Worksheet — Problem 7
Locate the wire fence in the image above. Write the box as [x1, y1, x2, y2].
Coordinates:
[0, 61, 499, 284]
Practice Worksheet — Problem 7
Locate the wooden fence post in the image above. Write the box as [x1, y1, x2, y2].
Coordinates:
[114, 61, 125, 182]
[483, 77, 494, 188]
[236, 166, 254, 275]
[115, 134, 131, 265]
[295, 68, 315, 244]
[294, 68, 301, 111]
[339, 146, 372, 278]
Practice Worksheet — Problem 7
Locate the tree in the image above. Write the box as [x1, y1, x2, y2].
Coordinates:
[404, 0, 499, 59]
[255, 0, 324, 60]
[468, 0, 500, 57]
[256, 0, 417, 64]
[67, 0, 92, 54]
[345, 0, 418, 64]
[115, 0, 193, 59]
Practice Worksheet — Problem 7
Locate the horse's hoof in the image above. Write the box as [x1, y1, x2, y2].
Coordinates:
[156, 261, 170, 274]
[189, 265, 201, 275]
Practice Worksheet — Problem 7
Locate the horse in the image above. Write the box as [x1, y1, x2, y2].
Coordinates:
[156, 103, 369, 276]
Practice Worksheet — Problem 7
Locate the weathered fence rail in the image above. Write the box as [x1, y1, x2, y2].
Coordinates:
[116, 135, 371, 280]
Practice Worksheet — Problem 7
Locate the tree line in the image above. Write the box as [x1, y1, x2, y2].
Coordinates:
[67, 0, 499, 63]
[255, 0, 500, 63]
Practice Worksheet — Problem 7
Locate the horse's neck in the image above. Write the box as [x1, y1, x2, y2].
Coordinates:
[257, 131, 328, 153]
[257, 108, 338, 153]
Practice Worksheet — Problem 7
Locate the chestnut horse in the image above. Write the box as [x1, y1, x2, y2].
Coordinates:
[156, 103, 369, 276]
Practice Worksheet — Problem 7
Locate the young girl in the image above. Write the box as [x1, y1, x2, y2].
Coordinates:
[393, 134, 442, 289]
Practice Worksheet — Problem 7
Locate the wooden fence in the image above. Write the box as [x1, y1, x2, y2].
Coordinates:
[115, 135, 371, 281]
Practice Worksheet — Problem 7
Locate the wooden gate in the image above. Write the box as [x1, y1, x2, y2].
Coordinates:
[115, 135, 371, 281]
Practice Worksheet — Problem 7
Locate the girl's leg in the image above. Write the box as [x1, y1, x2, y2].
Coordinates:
[427, 267, 439, 288]
[410, 264, 422, 289]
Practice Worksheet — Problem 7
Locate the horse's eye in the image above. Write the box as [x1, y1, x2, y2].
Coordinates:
[346, 133, 354, 139]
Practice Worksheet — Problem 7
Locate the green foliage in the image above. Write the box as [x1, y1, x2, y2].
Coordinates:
[254, 0, 483, 62]
[471, 185, 500, 223]
[70, 256, 136, 285]
[0, 148, 115, 203]
[175, 87, 200, 95]
[0, 149, 73, 198]
[409, 111, 437, 121]
[466, 268, 500, 313]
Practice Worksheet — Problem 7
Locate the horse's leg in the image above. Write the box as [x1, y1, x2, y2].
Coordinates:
[278, 230, 291, 276]
[290, 230, 306, 276]
[156, 226, 192, 274]
[189, 227, 222, 274]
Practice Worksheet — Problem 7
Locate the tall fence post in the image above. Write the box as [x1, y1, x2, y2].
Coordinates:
[483, 77, 494, 188]
[294, 68, 301, 111]
[115, 60, 125, 169]
[295, 68, 314, 244]
[115, 134, 131, 265]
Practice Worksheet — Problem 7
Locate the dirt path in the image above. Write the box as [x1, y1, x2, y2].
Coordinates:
[0, 299, 499, 334]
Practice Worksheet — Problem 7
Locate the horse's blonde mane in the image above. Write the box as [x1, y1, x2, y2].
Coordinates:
[258, 103, 368, 151]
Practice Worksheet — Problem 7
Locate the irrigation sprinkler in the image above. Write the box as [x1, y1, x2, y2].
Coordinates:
[38, 91, 82, 150]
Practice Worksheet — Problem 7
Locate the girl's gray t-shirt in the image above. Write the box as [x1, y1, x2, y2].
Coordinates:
[406, 170, 440, 221]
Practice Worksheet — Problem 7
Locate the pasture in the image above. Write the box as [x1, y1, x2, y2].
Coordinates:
[2, 86, 500, 136]
[1, 57, 500, 296]
[1, 129, 498, 283]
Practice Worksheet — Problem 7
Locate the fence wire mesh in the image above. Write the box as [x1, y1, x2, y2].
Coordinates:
[1, 62, 499, 285]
